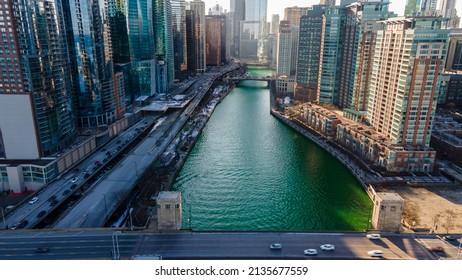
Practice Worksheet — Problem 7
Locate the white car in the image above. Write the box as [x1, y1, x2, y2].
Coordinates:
[366, 234, 381, 240]
[304, 249, 318, 256]
[320, 244, 335, 251]
[70, 177, 78, 183]
[29, 197, 38, 205]
[367, 250, 384, 257]
[270, 243, 282, 250]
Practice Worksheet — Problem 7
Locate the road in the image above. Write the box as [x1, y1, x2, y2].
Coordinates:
[1, 230, 454, 260]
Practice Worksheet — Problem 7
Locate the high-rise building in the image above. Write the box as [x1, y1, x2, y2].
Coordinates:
[127, 0, 155, 61]
[230, 0, 245, 57]
[63, 0, 116, 127]
[404, 0, 421, 16]
[271, 14, 280, 34]
[244, 0, 267, 59]
[276, 21, 299, 77]
[318, 5, 343, 104]
[420, 0, 438, 15]
[446, 29, 462, 71]
[0, 0, 76, 158]
[171, 0, 188, 79]
[206, 16, 227, 66]
[153, 0, 174, 93]
[188, 1, 206, 73]
[367, 17, 449, 147]
[295, 5, 326, 102]
[320, 0, 336, 5]
[208, 3, 224, 15]
[438, 0, 457, 28]
[284, 6, 309, 26]
[337, 0, 393, 112]
[108, 0, 130, 64]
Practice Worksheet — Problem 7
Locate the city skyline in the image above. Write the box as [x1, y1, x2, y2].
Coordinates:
[204, 0, 462, 27]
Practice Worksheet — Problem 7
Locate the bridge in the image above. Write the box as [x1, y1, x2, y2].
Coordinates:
[228, 77, 275, 87]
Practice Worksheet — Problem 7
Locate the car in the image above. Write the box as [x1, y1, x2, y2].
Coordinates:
[443, 235, 458, 242]
[367, 250, 384, 257]
[84, 173, 90, 178]
[37, 210, 46, 218]
[34, 248, 49, 253]
[269, 243, 282, 250]
[304, 249, 318, 256]
[366, 234, 381, 240]
[29, 197, 39, 204]
[17, 220, 28, 229]
[95, 160, 100, 165]
[70, 183, 78, 189]
[70, 177, 78, 183]
[62, 190, 70, 196]
[73, 167, 80, 172]
[50, 199, 58, 206]
[430, 246, 445, 252]
[48, 195, 57, 202]
[320, 244, 335, 251]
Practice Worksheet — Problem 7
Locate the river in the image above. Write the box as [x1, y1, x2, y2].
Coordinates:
[173, 67, 372, 231]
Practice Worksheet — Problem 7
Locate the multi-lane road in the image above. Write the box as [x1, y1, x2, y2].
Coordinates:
[1, 230, 460, 260]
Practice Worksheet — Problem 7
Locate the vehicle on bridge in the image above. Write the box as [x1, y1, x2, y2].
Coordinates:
[320, 244, 335, 251]
[269, 243, 282, 250]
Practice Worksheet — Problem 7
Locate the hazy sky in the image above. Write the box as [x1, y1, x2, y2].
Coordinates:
[203, 0, 462, 27]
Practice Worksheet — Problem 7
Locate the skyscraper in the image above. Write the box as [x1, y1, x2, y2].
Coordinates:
[153, 0, 175, 92]
[276, 21, 299, 77]
[206, 15, 227, 66]
[438, 0, 457, 28]
[295, 5, 326, 102]
[337, 0, 393, 112]
[446, 30, 462, 71]
[231, 0, 246, 57]
[244, 0, 267, 59]
[420, 0, 438, 15]
[318, 5, 343, 104]
[171, 0, 188, 79]
[404, 0, 421, 16]
[0, 0, 76, 158]
[63, 0, 116, 127]
[284, 6, 309, 26]
[189, 0, 206, 73]
[367, 17, 449, 146]
[108, 0, 130, 64]
[271, 14, 280, 34]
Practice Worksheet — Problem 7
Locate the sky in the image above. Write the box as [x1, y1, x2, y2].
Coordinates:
[203, 0, 462, 28]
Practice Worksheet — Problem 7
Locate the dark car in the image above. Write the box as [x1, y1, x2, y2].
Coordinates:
[84, 173, 90, 178]
[62, 190, 70, 196]
[35, 248, 49, 253]
[17, 220, 28, 229]
[48, 195, 57, 202]
[37, 210, 46, 218]
[70, 183, 78, 189]
[443, 235, 458, 242]
[430, 246, 445, 252]
[50, 199, 58, 206]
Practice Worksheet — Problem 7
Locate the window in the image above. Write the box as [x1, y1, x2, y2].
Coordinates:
[391, 206, 396, 212]
[165, 204, 171, 209]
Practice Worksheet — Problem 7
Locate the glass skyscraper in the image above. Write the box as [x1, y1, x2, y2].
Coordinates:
[0, 0, 76, 156]
[171, 0, 188, 79]
[63, 0, 116, 127]
[153, 0, 175, 92]
[244, 0, 267, 59]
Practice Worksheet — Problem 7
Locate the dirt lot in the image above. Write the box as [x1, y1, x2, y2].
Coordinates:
[380, 185, 462, 234]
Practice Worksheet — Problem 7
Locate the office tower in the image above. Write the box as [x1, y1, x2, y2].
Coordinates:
[284, 6, 309, 26]
[271, 14, 280, 34]
[189, 0, 206, 73]
[276, 21, 299, 77]
[153, 0, 174, 93]
[127, 0, 154, 61]
[230, 0, 246, 58]
[445, 29, 462, 71]
[318, 6, 343, 104]
[114, 72, 127, 118]
[63, 0, 116, 127]
[0, 0, 76, 158]
[367, 17, 449, 146]
[206, 16, 227, 66]
[438, 0, 457, 28]
[420, 0, 438, 15]
[295, 5, 326, 102]
[108, 0, 130, 64]
[244, 0, 267, 59]
[209, 3, 224, 15]
[337, 0, 393, 112]
[405, 0, 421, 16]
[171, 0, 188, 79]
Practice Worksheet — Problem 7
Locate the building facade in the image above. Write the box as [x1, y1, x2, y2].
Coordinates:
[295, 6, 326, 102]
[367, 17, 449, 147]
[276, 21, 299, 77]
[171, 0, 188, 79]
[205, 15, 226, 66]
[153, 0, 174, 92]
[189, 0, 206, 73]
[438, 0, 457, 28]
[284, 6, 309, 26]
